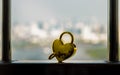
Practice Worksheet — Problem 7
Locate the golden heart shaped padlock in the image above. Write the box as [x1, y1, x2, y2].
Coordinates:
[48, 32, 77, 63]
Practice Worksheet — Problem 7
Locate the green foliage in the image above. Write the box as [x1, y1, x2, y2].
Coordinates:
[86, 46, 107, 60]
[12, 40, 40, 50]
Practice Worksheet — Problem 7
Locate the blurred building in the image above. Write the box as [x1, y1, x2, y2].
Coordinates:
[12, 19, 107, 45]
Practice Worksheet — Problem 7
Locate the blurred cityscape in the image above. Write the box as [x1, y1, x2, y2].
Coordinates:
[12, 18, 107, 45]
[0, 0, 109, 61]
[11, 18, 107, 60]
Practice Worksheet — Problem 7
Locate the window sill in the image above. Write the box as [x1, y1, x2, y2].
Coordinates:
[11, 60, 119, 64]
[0, 60, 120, 75]
[0, 60, 120, 64]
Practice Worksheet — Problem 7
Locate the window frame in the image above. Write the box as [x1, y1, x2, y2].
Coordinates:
[109, 0, 119, 62]
[2, 0, 11, 62]
[1, 0, 119, 63]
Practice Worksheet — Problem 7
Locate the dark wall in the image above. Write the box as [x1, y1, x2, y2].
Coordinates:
[0, 63, 120, 75]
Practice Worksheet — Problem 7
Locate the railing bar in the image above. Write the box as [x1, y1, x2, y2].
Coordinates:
[2, 0, 11, 62]
[109, 0, 119, 62]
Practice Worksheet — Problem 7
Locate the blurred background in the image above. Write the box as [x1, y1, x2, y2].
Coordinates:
[0, 0, 111, 61]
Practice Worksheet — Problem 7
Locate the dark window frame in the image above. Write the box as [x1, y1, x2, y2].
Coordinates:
[1, 0, 119, 63]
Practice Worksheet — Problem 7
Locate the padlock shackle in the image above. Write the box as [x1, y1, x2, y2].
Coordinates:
[59, 32, 74, 44]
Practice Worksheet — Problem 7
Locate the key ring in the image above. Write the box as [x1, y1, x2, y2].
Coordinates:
[59, 32, 74, 44]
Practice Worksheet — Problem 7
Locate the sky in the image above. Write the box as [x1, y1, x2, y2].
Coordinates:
[11, 0, 108, 24]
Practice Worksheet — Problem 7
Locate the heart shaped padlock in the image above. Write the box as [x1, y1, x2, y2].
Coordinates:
[48, 32, 77, 63]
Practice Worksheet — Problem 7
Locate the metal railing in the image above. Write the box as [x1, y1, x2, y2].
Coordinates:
[109, 0, 119, 62]
[2, 0, 11, 62]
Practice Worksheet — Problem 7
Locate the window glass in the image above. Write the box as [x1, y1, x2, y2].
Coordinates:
[0, 0, 2, 60]
[11, 0, 107, 61]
